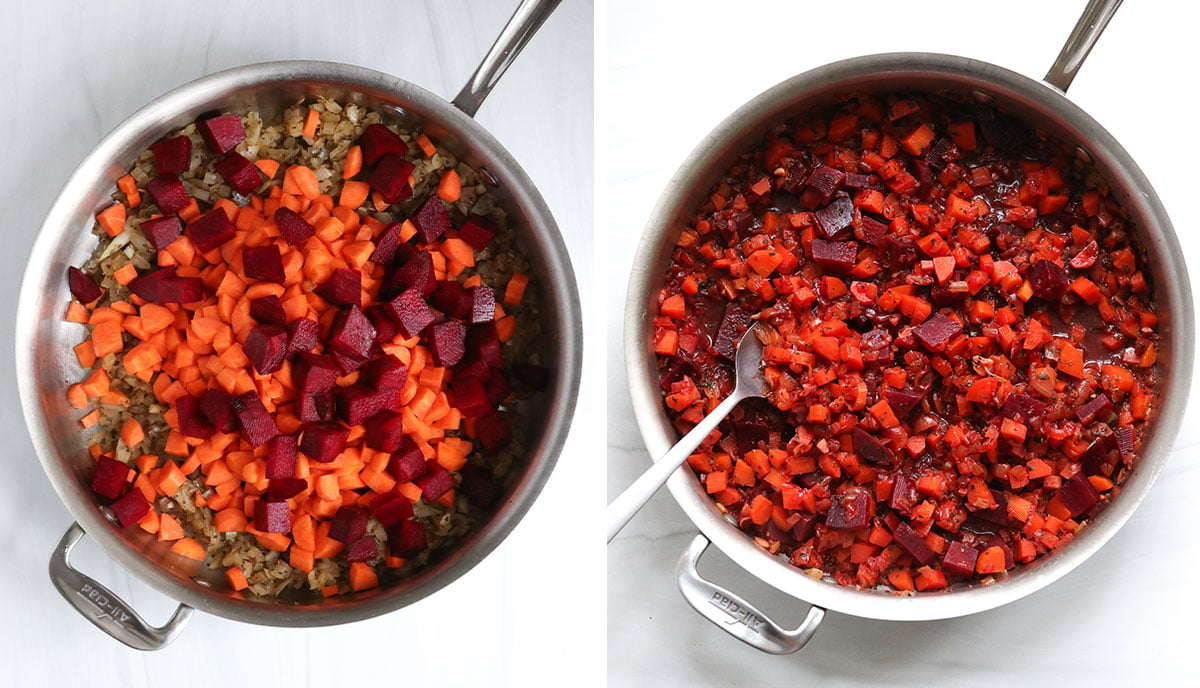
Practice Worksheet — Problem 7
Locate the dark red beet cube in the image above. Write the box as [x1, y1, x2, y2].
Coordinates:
[393, 252, 436, 297]
[476, 410, 512, 453]
[331, 349, 368, 375]
[265, 435, 298, 479]
[145, 173, 191, 215]
[138, 216, 183, 250]
[358, 123, 409, 166]
[468, 286, 495, 324]
[91, 455, 130, 500]
[1028, 260, 1069, 300]
[427, 320, 466, 367]
[892, 522, 936, 565]
[274, 207, 315, 245]
[369, 222, 403, 266]
[254, 500, 291, 533]
[319, 268, 362, 307]
[366, 305, 399, 344]
[267, 478, 307, 501]
[347, 536, 379, 562]
[430, 281, 472, 319]
[368, 154, 415, 204]
[413, 197, 450, 244]
[364, 410, 405, 453]
[244, 324, 288, 375]
[67, 266, 102, 304]
[129, 267, 204, 304]
[1076, 393, 1115, 424]
[853, 428, 893, 465]
[457, 215, 495, 250]
[416, 462, 456, 501]
[197, 113, 246, 154]
[825, 488, 871, 530]
[243, 244, 285, 283]
[943, 541, 979, 578]
[814, 197, 854, 238]
[198, 388, 236, 433]
[175, 394, 216, 439]
[214, 152, 262, 195]
[1001, 392, 1047, 423]
[388, 520, 427, 558]
[889, 474, 920, 513]
[249, 295, 287, 325]
[388, 437, 426, 483]
[109, 489, 150, 529]
[299, 422, 349, 463]
[297, 391, 336, 423]
[329, 506, 368, 543]
[188, 209, 236, 253]
[466, 323, 503, 368]
[456, 358, 494, 384]
[338, 386, 401, 426]
[1057, 472, 1101, 518]
[805, 165, 845, 205]
[712, 303, 751, 361]
[294, 353, 339, 394]
[328, 305, 376, 359]
[362, 355, 408, 391]
[810, 238, 858, 274]
[1114, 426, 1135, 458]
[912, 313, 962, 351]
[151, 136, 192, 174]
[231, 391, 279, 447]
[386, 289, 436, 338]
[882, 387, 926, 418]
[369, 490, 414, 527]
[286, 318, 320, 355]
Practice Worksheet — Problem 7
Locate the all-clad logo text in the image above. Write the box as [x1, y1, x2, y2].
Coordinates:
[78, 583, 130, 627]
[708, 592, 764, 631]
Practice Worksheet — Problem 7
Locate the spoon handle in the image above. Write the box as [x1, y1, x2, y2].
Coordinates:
[607, 390, 745, 543]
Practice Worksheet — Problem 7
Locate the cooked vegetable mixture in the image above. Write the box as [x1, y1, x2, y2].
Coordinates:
[653, 93, 1159, 591]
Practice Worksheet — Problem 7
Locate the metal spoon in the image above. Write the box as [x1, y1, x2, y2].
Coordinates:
[607, 324, 766, 543]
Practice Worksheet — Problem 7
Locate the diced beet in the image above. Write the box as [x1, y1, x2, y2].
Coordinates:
[459, 465, 496, 509]
[974, 490, 1011, 526]
[294, 353, 339, 394]
[388, 520, 427, 558]
[198, 388, 236, 433]
[243, 244, 285, 283]
[879, 235, 918, 268]
[109, 489, 150, 529]
[386, 288, 437, 338]
[329, 506, 368, 543]
[413, 197, 451, 244]
[328, 305, 376, 359]
[486, 371, 513, 406]
[882, 387, 926, 417]
[331, 349, 368, 375]
[892, 522, 936, 565]
[942, 541, 979, 578]
[90, 455, 130, 500]
[1028, 260, 1069, 300]
[792, 511, 818, 542]
[265, 435, 297, 479]
[197, 113, 246, 154]
[145, 173, 191, 215]
[825, 488, 871, 530]
[347, 536, 379, 562]
[297, 391, 336, 423]
[188, 209, 236, 253]
[319, 268, 362, 307]
[466, 323, 503, 368]
[67, 266, 102, 304]
[925, 138, 957, 169]
[138, 216, 184, 250]
[814, 197, 854, 238]
[368, 154, 415, 204]
[393, 252, 436, 297]
[810, 238, 858, 274]
[267, 478, 307, 501]
[855, 214, 889, 247]
[712, 303, 751, 361]
[365, 305, 399, 344]
[249, 295, 287, 325]
[889, 474, 919, 512]
[416, 462, 456, 501]
[843, 172, 872, 188]
[151, 136, 192, 174]
[362, 356, 408, 391]
[1114, 426, 1135, 458]
[129, 267, 203, 304]
[467, 286, 496, 324]
[805, 165, 844, 205]
[244, 324, 288, 375]
[364, 410, 405, 453]
[254, 500, 291, 533]
[389, 437, 426, 483]
[852, 428, 893, 465]
[1056, 472, 1101, 517]
[1002, 392, 1047, 423]
[912, 313, 962, 351]
[274, 207, 315, 245]
[457, 358, 494, 384]
[213, 152, 262, 195]
[452, 377, 493, 418]
[458, 215, 495, 250]
[175, 395, 215, 439]
[337, 385, 401, 426]
[231, 391, 279, 447]
[299, 422, 349, 463]
[286, 318, 320, 354]
[369, 490, 415, 527]
[430, 281, 472, 319]
[476, 410, 512, 453]
[427, 320, 466, 367]
[1075, 393, 1115, 424]
[358, 123, 409, 166]
[369, 222, 403, 266]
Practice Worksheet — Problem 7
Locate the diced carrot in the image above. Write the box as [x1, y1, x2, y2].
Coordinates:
[302, 108, 320, 138]
[214, 507, 248, 533]
[157, 513, 184, 541]
[225, 566, 249, 591]
[437, 169, 461, 203]
[343, 146, 363, 179]
[170, 537, 207, 561]
[255, 158, 281, 179]
[503, 273, 529, 305]
[338, 180, 370, 209]
[348, 561, 378, 591]
[97, 203, 127, 237]
[117, 174, 141, 208]
[120, 417, 145, 448]
[416, 134, 437, 158]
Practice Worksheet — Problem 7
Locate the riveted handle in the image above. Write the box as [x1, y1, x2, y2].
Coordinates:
[1044, 0, 1123, 92]
[452, 0, 563, 117]
[49, 523, 193, 651]
[676, 534, 825, 655]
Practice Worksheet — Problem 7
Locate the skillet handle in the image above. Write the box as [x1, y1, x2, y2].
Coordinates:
[676, 533, 825, 655]
[452, 0, 563, 117]
[1044, 0, 1123, 92]
[49, 522, 193, 651]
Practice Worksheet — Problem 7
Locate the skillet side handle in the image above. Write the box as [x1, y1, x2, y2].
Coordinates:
[676, 534, 825, 655]
[451, 0, 564, 117]
[49, 523, 193, 651]
[1044, 0, 1123, 92]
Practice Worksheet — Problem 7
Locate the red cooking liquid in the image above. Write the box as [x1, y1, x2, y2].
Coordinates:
[653, 93, 1159, 591]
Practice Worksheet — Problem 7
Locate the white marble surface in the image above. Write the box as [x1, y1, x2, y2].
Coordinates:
[607, 1, 1200, 685]
[0, 1, 598, 685]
